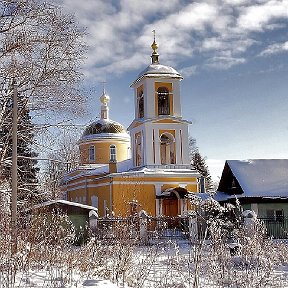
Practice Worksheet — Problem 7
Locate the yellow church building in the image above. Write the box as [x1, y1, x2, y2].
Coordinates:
[62, 38, 201, 217]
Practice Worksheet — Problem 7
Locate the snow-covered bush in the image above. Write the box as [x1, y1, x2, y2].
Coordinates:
[186, 196, 288, 287]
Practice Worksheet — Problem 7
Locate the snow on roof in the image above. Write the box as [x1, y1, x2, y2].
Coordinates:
[123, 164, 200, 177]
[131, 64, 183, 86]
[63, 159, 134, 182]
[226, 159, 288, 198]
[215, 191, 236, 202]
[32, 200, 98, 211]
[64, 160, 200, 182]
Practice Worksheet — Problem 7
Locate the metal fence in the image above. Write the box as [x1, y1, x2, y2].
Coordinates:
[146, 216, 189, 241]
[95, 216, 192, 242]
[93, 216, 288, 243]
[95, 217, 140, 241]
[260, 218, 288, 239]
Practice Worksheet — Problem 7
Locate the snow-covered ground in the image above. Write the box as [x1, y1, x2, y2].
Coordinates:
[16, 273, 119, 288]
[8, 239, 288, 288]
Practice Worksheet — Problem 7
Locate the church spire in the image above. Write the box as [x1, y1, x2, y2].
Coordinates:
[151, 30, 159, 64]
[100, 83, 110, 119]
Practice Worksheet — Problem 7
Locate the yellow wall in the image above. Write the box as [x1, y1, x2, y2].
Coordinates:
[68, 189, 86, 203]
[155, 82, 173, 92]
[112, 176, 198, 183]
[159, 129, 175, 137]
[112, 183, 156, 217]
[79, 140, 129, 165]
[160, 183, 198, 193]
[88, 184, 111, 217]
[186, 184, 198, 192]
[65, 173, 199, 217]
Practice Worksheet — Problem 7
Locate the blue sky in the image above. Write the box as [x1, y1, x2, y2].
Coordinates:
[58, 0, 288, 180]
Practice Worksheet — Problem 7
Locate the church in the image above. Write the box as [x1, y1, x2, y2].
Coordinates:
[62, 37, 201, 217]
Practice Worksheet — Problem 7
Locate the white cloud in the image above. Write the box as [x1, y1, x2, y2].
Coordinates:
[180, 65, 198, 77]
[259, 41, 288, 56]
[237, 0, 288, 31]
[205, 56, 246, 69]
[55, 0, 288, 79]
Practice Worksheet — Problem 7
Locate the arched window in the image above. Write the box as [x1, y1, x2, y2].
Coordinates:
[91, 195, 98, 209]
[135, 135, 142, 166]
[160, 133, 175, 164]
[157, 87, 170, 115]
[110, 145, 116, 162]
[137, 90, 144, 118]
[127, 147, 131, 159]
[89, 145, 95, 162]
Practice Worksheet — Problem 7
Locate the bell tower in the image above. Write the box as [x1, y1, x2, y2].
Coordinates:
[128, 34, 191, 168]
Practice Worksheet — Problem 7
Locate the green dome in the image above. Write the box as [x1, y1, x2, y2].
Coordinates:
[82, 119, 127, 136]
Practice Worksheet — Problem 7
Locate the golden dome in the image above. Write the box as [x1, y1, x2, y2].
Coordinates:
[100, 90, 110, 105]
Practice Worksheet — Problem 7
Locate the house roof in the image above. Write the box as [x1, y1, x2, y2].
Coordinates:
[216, 159, 288, 201]
[32, 200, 98, 212]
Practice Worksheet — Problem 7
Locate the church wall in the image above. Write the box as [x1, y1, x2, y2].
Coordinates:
[79, 140, 130, 164]
[144, 79, 155, 118]
[160, 183, 198, 193]
[171, 80, 181, 117]
[68, 188, 86, 204]
[113, 175, 198, 184]
[112, 182, 156, 217]
[186, 183, 199, 192]
[87, 184, 111, 217]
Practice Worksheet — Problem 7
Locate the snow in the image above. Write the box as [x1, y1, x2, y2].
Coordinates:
[219, 159, 288, 198]
[132, 64, 183, 86]
[31, 199, 98, 211]
[64, 160, 200, 182]
[14, 270, 120, 287]
[6, 238, 288, 287]
[81, 132, 130, 141]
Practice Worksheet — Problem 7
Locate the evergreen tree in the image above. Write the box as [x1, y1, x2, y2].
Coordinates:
[189, 137, 214, 193]
[0, 84, 40, 205]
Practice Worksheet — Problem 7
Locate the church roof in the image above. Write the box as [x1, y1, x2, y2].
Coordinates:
[138, 63, 182, 78]
[131, 64, 182, 86]
[82, 119, 127, 136]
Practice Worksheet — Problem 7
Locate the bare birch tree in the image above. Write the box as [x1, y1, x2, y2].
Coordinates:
[0, 0, 87, 114]
[0, 0, 87, 203]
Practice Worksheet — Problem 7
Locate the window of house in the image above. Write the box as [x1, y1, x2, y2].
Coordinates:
[275, 210, 284, 221]
[89, 145, 95, 162]
[137, 90, 144, 118]
[110, 145, 116, 162]
[267, 209, 284, 221]
[157, 87, 170, 115]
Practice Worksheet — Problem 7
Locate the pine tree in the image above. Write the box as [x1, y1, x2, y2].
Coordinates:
[189, 137, 214, 193]
[0, 84, 40, 206]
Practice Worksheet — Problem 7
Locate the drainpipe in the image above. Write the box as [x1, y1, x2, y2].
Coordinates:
[85, 174, 88, 205]
[109, 177, 113, 216]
